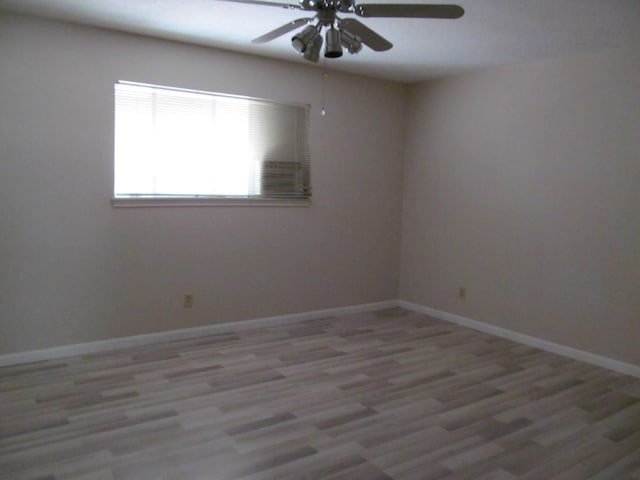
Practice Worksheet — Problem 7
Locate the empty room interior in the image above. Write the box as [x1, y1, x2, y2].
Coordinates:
[1, 1, 640, 478]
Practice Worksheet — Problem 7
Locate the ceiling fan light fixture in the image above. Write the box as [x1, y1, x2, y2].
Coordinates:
[324, 27, 343, 58]
[244, 0, 465, 60]
[291, 25, 319, 53]
[339, 29, 362, 54]
[303, 33, 323, 62]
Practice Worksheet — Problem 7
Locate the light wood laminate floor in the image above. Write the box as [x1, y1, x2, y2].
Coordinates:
[1, 308, 640, 479]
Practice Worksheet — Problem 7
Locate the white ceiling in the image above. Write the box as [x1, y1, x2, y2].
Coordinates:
[1, 0, 639, 82]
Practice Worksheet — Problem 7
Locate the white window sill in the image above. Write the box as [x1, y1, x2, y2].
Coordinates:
[111, 196, 311, 208]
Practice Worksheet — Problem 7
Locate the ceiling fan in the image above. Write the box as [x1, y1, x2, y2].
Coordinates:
[218, 0, 464, 62]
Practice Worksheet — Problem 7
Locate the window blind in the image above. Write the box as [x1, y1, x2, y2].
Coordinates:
[114, 82, 311, 200]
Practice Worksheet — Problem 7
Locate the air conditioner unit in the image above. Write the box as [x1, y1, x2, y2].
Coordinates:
[261, 160, 305, 197]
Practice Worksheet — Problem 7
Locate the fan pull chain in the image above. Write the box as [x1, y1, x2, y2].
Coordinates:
[321, 62, 328, 116]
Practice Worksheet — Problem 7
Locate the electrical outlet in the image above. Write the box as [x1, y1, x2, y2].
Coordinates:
[183, 293, 193, 309]
[458, 287, 466, 299]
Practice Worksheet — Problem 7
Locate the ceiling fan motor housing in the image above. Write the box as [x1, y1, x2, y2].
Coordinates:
[299, 0, 354, 13]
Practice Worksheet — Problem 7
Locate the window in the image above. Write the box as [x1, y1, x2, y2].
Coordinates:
[113, 82, 311, 205]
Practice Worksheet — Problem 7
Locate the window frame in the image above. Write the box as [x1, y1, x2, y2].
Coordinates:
[111, 81, 312, 208]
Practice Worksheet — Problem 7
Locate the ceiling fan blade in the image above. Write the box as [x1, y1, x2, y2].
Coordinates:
[252, 17, 312, 43]
[214, 0, 302, 10]
[355, 4, 464, 19]
[339, 18, 392, 51]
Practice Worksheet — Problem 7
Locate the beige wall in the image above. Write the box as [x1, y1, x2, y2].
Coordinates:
[3, 11, 639, 369]
[400, 46, 640, 366]
[0, 13, 406, 354]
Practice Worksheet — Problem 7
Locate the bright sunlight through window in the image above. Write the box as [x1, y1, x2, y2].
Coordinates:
[114, 82, 311, 203]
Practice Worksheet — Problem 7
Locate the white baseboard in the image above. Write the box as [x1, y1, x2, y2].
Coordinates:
[5, 299, 638, 379]
[399, 300, 640, 379]
[0, 300, 398, 367]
